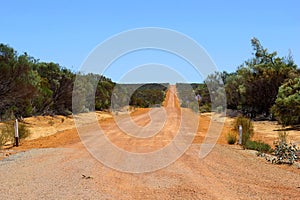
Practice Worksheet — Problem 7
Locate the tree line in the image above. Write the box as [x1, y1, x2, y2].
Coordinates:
[129, 83, 168, 108]
[111, 83, 168, 110]
[1, 39, 299, 126]
[0, 43, 115, 121]
[0, 44, 169, 121]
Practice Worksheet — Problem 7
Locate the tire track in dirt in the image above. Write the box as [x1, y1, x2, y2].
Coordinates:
[1, 85, 300, 199]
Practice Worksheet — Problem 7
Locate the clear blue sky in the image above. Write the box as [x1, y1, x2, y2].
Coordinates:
[1, 0, 299, 83]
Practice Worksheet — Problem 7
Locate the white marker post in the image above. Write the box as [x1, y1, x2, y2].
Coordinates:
[14, 119, 19, 147]
[195, 94, 202, 112]
[238, 125, 242, 145]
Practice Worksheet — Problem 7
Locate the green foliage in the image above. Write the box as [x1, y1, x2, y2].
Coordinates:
[271, 77, 300, 126]
[177, 81, 226, 113]
[224, 72, 242, 109]
[204, 72, 227, 112]
[226, 132, 237, 144]
[1, 39, 299, 129]
[233, 116, 254, 145]
[199, 104, 211, 112]
[110, 83, 168, 110]
[176, 83, 195, 106]
[129, 84, 168, 108]
[0, 44, 38, 119]
[179, 74, 227, 112]
[95, 77, 115, 110]
[175, 83, 199, 112]
[273, 138, 298, 164]
[0, 43, 116, 119]
[223, 38, 298, 117]
[73, 73, 115, 113]
[177, 83, 211, 113]
[33, 62, 75, 115]
[72, 74, 94, 113]
[244, 140, 272, 153]
[190, 83, 211, 106]
[18, 123, 31, 139]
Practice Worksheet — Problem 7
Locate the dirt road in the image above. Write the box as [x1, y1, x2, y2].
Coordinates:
[1, 86, 300, 199]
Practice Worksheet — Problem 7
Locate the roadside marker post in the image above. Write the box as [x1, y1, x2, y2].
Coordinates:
[195, 94, 202, 112]
[14, 119, 19, 147]
[238, 125, 242, 145]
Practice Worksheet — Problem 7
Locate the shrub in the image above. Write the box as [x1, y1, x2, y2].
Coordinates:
[200, 104, 211, 113]
[226, 132, 237, 144]
[244, 140, 272, 153]
[271, 77, 300, 126]
[273, 132, 298, 164]
[0, 121, 31, 147]
[277, 131, 288, 143]
[18, 123, 31, 139]
[0, 124, 14, 148]
[233, 116, 254, 145]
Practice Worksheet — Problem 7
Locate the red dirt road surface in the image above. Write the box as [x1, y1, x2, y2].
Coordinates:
[1, 86, 300, 199]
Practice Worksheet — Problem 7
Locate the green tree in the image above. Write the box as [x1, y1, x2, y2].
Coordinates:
[224, 72, 242, 109]
[33, 62, 74, 115]
[1, 43, 117, 118]
[271, 77, 300, 126]
[0, 44, 38, 119]
[224, 38, 297, 117]
[205, 72, 226, 112]
[95, 76, 115, 110]
[129, 84, 167, 108]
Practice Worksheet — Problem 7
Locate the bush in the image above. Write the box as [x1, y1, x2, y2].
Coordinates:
[226, 132, 237, 144]
[277, 131, 288, 143]
[273, 132, 298, 164]
[0, 121, 31, 147]
[244, 140, 272, 153]
[233, 116, 254, 145]
[271, 77, 300, 126]
[200, 104, 211, 113]
[0, 124, 14, 148]
[18, 123, 31, 139]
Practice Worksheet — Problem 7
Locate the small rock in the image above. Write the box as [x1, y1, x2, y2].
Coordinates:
[81, 174, 93, 179]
